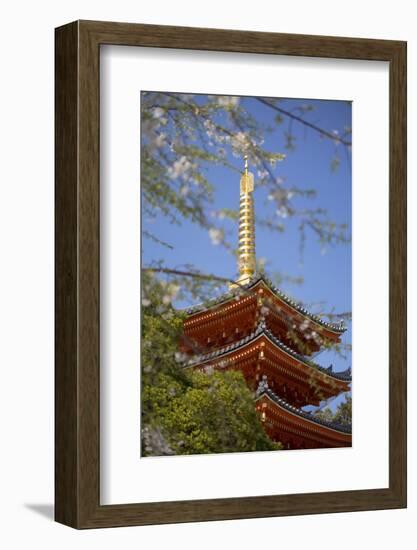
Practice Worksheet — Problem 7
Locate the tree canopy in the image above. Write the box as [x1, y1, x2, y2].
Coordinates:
[313, 396, 352, 427]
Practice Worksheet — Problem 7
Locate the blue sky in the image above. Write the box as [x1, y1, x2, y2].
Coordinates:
[142, 94, 352, 411]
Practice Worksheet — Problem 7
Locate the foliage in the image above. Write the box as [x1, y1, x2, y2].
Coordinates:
[142, 369, 280, 456]
[313, 407, 335, 423]
[333, 396, 352, 426]
[141, 275, 280, 456]
[313, 396, 352, 427]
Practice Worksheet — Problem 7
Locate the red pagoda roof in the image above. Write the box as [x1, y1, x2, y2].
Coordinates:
[182, 320, 352, 384]
[255, 388, 351, 448]
[256, 387, 351, 435]
[184, 275, 346, 335]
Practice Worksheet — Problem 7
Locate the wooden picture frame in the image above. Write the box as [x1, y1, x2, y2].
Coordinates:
[55, 20, 407, 528]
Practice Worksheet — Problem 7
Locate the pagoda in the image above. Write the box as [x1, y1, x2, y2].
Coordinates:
[179, 156, 352, 450]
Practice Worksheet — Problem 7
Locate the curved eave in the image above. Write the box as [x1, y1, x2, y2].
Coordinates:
[256, 389, 352, 435]
[183, 275, 346, 335]
[182, 323, 352, 383]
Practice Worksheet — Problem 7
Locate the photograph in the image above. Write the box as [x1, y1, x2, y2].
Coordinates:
[140, 91, 352, 456]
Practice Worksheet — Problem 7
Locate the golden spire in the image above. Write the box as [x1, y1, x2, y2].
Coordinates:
[233, 154, 256, 286]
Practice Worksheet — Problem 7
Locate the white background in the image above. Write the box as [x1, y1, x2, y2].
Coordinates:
[101, 47, 389, 504]
[0, 1, 414, 548]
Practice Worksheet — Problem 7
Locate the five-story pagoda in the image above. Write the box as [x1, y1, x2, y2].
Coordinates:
[179, 156, 352, 450]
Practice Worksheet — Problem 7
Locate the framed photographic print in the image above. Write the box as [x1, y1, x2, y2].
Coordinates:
[55, 20, 406, 528]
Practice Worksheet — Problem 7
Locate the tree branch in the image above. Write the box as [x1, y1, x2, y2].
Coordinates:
[256, 98, 352, 147]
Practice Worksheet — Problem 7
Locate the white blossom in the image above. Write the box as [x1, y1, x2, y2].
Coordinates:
[230, 131, 250, 156]
[203, 119, 216, 139]
[332, 129, 340, 146]
[209, 227, 224, 245]
[153, 132, 166, 148]
[180, 184, 190, 197]
[152, 107, 165, 119]
[168, 156, 194, 180]
[269, 188, 292, 202]
[257, 169, 269, 179]
[160, 281, 180, 305]
[277, 205, 289, 218]
[216, 96, 240, 108]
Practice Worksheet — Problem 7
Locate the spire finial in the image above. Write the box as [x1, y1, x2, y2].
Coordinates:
[229, 150, 256, 289]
